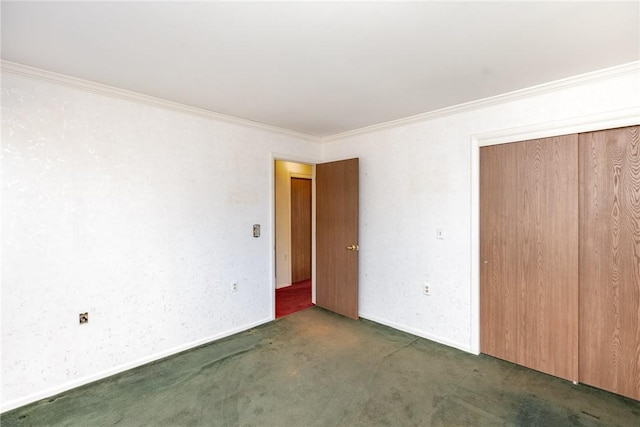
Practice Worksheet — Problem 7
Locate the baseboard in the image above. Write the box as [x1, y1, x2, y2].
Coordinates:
[1, 317, 273, 414]
[359, 312, 473, 354]
[275, 282, 292, 289]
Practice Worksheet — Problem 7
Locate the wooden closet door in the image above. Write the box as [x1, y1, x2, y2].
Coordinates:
[291, 178, 311, 283]
[480, 135, 579, 382]
[579, 125, 640, 401]
[480, 143, 519, 364]
[517, 135, 579, 382]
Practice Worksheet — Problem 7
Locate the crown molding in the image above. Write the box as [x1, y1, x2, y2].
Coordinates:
[323, 61, 640, 142]
[0, 60, 322, 143]
[3, 60, 638, 143]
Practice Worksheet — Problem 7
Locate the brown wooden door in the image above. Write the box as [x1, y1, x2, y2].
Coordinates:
[316, 158, 359, 319]
[480, 135, 579, 382]
[291, 177, 311, 283]
[480, 143, 519, 364]
[579, 125, 640, 401]
[517, 135, 579, 382]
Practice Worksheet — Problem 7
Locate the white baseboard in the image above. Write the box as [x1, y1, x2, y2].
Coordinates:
[275, 282, 292, 289]
[359, 312, 473, 354]
[1, 317, 273, 414]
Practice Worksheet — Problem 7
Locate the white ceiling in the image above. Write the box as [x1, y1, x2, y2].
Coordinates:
[2, 1, 639, 138]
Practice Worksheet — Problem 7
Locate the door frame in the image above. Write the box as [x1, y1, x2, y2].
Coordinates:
[470, 107, 640, 355]
[271, 153, 320, 320]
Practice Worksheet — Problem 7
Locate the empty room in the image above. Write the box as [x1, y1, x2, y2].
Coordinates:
[2, 1, 640, 425]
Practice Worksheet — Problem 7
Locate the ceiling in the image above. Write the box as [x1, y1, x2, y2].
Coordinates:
[2, 1, 639, 138]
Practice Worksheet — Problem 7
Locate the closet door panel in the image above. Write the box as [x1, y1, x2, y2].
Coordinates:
[480, 143, 519, 363]
[517, 135, 579, 381]
[579, 125, 640, 400]
[291, 178, 312, 283]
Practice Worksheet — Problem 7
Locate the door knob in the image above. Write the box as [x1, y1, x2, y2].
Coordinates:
[346, 244, 359, 251]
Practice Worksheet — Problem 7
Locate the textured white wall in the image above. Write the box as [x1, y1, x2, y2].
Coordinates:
[3, 65, 639, 412]
[322, 70, 640, 352]
[1, 73, 320, 410]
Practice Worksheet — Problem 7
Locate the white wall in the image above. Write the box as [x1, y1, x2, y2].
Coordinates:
[0, 72, 321, 411]
[3, 63, 639, 413]
[322, 69, 640, 352]
[274, 161, 312, 288]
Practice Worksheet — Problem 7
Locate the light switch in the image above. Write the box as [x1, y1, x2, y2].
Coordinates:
[436, 228, 445, 239]
[253, 224, 260, 238]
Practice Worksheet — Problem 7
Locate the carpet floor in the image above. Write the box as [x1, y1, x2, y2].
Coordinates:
[2, 308, 639, 426]
[276, 279, 313, 318]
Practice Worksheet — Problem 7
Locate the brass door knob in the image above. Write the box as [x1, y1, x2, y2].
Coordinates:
[346, 244, 359, 251]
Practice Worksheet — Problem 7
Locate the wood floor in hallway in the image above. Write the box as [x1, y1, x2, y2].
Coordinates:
[2, 307, 639, 426]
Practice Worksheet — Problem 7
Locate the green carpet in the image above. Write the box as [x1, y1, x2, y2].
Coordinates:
[3, 307, 639, 426]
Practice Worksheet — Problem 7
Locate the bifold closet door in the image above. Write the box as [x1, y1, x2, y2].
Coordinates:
[579, 125, 640, 401]
[517, 135, 579, 382]
[480, 143, 519, 364]
[480, 135, 579, 382]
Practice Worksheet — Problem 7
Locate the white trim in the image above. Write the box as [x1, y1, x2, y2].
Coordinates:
[324, 61, 640, 142]
[311, 164, 317, 304]
[0, 317, 273, 414]
[0, 60, 321, 143]
[360, 312, 472, 354]
[469, 107, 640, 356]
[290, 173, 312, 180]
[272, 153, 319, 166]
[3, 60, 638, 144]
[473, 108, 640, 147]
[269, 155, 278, 319]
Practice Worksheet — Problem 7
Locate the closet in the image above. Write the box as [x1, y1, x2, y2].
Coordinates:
[480, 125, 640, 401]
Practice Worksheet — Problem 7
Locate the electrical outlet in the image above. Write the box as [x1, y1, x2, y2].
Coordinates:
[423, 285, 430, 296]
[232, 282, 238, 292]
[79, 312, 89, 324]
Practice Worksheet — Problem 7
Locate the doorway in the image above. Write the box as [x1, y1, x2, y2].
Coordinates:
[273, 157, 361, 320]
[274, 160, 313, 317]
